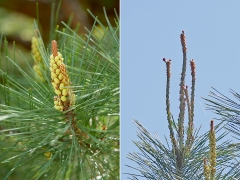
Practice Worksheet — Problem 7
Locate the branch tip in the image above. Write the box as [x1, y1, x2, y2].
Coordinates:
[180, 31, 187, 52]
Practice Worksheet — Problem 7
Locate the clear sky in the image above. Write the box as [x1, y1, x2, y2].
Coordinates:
[121, 1, 240, 179]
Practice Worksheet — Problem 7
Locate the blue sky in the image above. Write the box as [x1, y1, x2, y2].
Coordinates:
[121, 1, 240, 179]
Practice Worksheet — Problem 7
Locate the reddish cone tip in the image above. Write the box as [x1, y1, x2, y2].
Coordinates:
[204, 157, 207, 164]
[210, 120, 214, 131]
[52, 40, 58, 57]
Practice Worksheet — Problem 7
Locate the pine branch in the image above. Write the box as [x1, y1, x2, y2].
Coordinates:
[163, 58, 177, 152]
[183, 85, 194, 153]
[178, 31, 187, 150]
[190, 59, 196, 121]
[209, 120, 217, 179]
[185, 60, 196, 152]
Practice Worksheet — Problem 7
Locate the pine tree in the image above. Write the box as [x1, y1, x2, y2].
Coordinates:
[126, 31, 240, 180]
[0, 6, 119, 180]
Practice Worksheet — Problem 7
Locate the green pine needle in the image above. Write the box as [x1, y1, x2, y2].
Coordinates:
[0, 8, 119, 180]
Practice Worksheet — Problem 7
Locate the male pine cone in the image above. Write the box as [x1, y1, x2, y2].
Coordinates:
[32, 36, 45, 82]
[50, 40, 75, 111]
